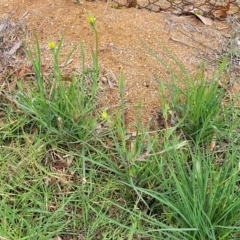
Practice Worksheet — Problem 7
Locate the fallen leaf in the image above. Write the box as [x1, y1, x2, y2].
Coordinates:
[15, 66, 26, 78]
[193, 13, 213, 26]
[213, 10, 228, 18]
[213, 1, 230, 18]
[7, 41, 22, 55]
[209, 140, 216, 152]
[209, 134, 217, 151]
[62, 75, 72, 82]
[130, 141, 135, 154]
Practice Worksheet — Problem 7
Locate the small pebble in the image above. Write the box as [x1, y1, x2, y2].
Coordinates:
[100, 76, 108, 83]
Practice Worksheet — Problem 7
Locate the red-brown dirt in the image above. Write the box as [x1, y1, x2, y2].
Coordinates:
[0, 0, 235, 127]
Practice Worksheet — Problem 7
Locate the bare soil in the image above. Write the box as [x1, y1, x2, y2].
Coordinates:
[0, 0, 235, 127]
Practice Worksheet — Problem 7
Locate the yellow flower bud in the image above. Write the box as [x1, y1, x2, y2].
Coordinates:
[101, 111, 109, 120]
[48, 41, 56, 50]
[87, 14, 96, 29]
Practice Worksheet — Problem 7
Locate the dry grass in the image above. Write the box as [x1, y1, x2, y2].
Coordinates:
[0, 13, 28, 91]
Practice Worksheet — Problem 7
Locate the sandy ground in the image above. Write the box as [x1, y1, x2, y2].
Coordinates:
[0, 0, 235, 126]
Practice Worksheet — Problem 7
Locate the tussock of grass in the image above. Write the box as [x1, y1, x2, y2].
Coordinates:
[0, 17, 240, 240]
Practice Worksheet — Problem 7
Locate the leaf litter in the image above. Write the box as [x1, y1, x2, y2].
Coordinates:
[0, 12, 29, 92]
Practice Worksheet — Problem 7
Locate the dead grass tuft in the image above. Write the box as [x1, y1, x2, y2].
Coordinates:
[0, 12, 28, 90]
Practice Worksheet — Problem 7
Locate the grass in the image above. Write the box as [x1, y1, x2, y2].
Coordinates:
[0, 15, 240, 240]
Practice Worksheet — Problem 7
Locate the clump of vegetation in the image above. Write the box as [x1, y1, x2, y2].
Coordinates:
[0, 14, 239, 240]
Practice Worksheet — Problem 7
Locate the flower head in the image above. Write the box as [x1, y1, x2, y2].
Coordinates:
[87, 14, 95, 25]
[48, 41, 56, 50]
[87, 13, 96, 30]
[101, 111, 109, 120]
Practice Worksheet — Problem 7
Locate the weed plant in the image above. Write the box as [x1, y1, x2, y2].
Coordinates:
[88, 45, 240, 239]
[0, 16, 239, 240]
[16, 37, 99, 146]
[155, 47, 236, 144]
[0, 16, 103, 239]
[87, 69, 240, 239]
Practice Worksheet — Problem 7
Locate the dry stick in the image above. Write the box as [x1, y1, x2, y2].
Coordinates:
[178, 30, 220, 54]
[182, 23, 217, 39]
[170, 37, 202, 51]
[19, 11, 29, 20]
[170, 37, 218, 68]
[7, 8, 18, 18]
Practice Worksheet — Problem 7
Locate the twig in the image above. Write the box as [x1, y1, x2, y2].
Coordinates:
[179, 30, 220, 53]
[170, 37, 201, 51]
[19, 11, 29, 20]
